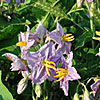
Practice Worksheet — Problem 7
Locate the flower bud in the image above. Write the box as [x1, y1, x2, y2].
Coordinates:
[73, 93, 79, 100]
[35, 85, 42, 97]
[17, 78, 28, 94]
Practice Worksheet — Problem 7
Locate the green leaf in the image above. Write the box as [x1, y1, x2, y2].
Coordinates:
[0, 31, 20, 56]
[0, 71, 14, 100]
[75, 31, 92, 49]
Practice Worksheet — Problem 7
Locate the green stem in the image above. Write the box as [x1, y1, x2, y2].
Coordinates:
[85, 0, 95, 48]
[32, 85, 36, 100]
[0, 0, 3, 7]
[42, 0, 60, 24]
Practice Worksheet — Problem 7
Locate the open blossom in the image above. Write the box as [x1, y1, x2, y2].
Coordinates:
[48, 22, 74, 55]
[29, 22, 48, 46]
[91, 78, 100, 99]
[16, 25, 35, 58]
[54, 52, 81, 96]
[26, 41, 61, 84]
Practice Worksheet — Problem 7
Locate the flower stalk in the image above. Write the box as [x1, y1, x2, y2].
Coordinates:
[85, 0, 95, 48]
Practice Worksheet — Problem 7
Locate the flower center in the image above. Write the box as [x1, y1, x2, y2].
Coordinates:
[54, 68, 69, 82]
[21, 59, 28, 66]
[16, 42, 27, 46]
[41, 59, 56, 76]
[62, 34, 74, 42]
[94, 78, 100, 86]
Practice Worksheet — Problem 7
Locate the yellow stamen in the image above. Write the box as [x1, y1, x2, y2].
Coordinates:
[18, 71, 21, 74]
[62, 34, 74, 42]
[92, 37, 100, 40]
[96, 31, 100, 36]
[55, 76, 65, 82]
[94, 78, 100, 86]
[56, 68, 66, 72]
[45, 59, 56, 66]
[64, 34, 72, 38]
[65, 36, 74, 39]
[46, 67, 50, 76]
[54, 73, 66, 78]
[42, 59, 57, 76]
[65, 38, 74, 42]
[45, 64, 57, 71]
[16, 42, 27, 46]
[54, 68, 69, 82]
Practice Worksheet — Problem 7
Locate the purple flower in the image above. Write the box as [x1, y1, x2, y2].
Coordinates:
[96, 48, 100, 57]
[2, 53, 31, 79]
[26, 41, 61, 84]
[88, 0, 93, 2]
[6, 0, 24, 5]
[16, 25, 35, 58]
[91, 79, 100, 99]
[29, 22, 48, 46]
[77, 0, 93, 7]
[54, 52, 81, 96]
[48, 22, 74, 55]
[2, 53, 26, 71]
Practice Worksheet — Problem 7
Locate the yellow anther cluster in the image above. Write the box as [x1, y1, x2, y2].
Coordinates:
[54, 68, 69, 82]
[92, 31, 100, 41]
[62, 34, 74, 42]
[16, 42, 27, 47]
[94, 78, 100, 86]
[42, 59, 56, 76]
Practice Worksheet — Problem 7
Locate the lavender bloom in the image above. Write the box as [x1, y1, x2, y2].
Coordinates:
[26, 41, 61, 84]
[6, 0, 24, 5]
[96, 48, 100, 57]
[29, 22, 48, 46]
[54, 52, 81, 96]
[16, 25, 35, 58]
[77, 0, 83, 7]
[91, 79, 100, 99]
[48, 22, 74, 55]
[16, 0, 24, 5]
[77, 0, 93, 7]
[88, 0, 93, 2]
[2, 53, 32, 80]
[2, 53, 27, 71]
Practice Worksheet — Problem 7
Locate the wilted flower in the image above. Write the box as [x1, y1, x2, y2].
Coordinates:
[2, 53, 31, 80]
[2, 53, 27, 71]
[17, 77, 28, 94]
[48, 22, 74, 55]
[91, 78, 100, 99]
[54, 52, 81, 96]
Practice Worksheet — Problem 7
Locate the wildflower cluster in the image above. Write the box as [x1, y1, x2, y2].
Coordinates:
[2, 22, 81, 96]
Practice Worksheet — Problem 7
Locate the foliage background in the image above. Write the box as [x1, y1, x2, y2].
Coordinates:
[0, 0, 100, 99]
